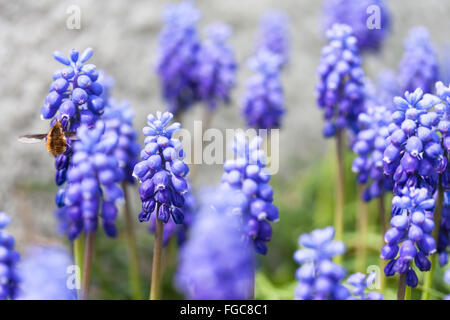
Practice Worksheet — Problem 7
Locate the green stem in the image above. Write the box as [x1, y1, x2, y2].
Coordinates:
[73, 233, 84, 299]
[334, 129, 345, 264]
[150, 206, 164, 300]
[421, 176, 443, 300]
[356, 185, 368, 273]
[397, 273, 407, 300]
[405, 285, 412, 300]
[81, 231, 96, 300]
[122, 182, 142, 300]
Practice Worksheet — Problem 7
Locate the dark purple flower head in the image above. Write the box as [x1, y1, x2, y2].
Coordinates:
[316, 24, 365, 138]
[398, 27, 439, 95]
[381, 187, 436, 287]
[148, 189, 196, 247]
[346, 272, 384, 300]
[0, 212, 20, 300]
[62, 121, 124, 240]
[352, 103, 393, 201]
[156, 1, 201, 115]
[383, 88, 444, 194]
[221, 132, 279, 255]
[175, 206, 253, 300]
[133, 111, 189, 225]
[294, 227, 349, 300]
[242, 50, 285, 129]
[256, 11, 290, 65]
[438, 192, 450, 267]
[195, 23, 237, 110]
[321, 0, 391, 52]
[42, 48, 104, 131]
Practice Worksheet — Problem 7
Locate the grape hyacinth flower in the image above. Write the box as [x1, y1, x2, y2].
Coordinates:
[321, 0, 391, 52]
[346, 272, 384, 300]
[221, 132, 279, 255]
[0, 212, 20, 300]
[42, 48, 104, 131]
[195, 23, 237, 111]
[63, 121, 124, 240]
[398, 27, 439, 95]
[316, 24, 365, 138]
[352, 103, 393, 201]
[133, 111, 189, 299]
[148, 190, 196, 247]
[42, 49, 105, 224]
[256, 11, 290, 65]
[103, 100, 140, 183]
[17, 246, 77, 300]
[156, 1, 201, 115]
[242, 50, 285, 130]
[382, 187, 436, 287]
[294, 227, 350, 300]
[432, 82, 450, 265]
[133, 111, 189, 225]
[176, 208, 253, 300]
[383, 88, 445, 194]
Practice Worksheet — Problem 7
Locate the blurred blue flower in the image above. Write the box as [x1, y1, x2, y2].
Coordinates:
[398, 27, 439, 95]
[242, 50, 285, 129]
[16, 246, 77, 300]
[195, 23, 237, 110]
[62, 121, 124, 240]
[316, 24, 365, 138]
[375, 69, 401, 106]
[444, 268, 450, 300]
[156, 1, 201, 115]
[352, 103, 393, 201]
[294, 226, 349, 300]
[175, 204, 253, 300]
[256, 11, 290, 65]
[221, 132, 279, 255]
[0, 212, 20, 300]
[133, 111, 189, 225]
[321, 0, 391, 52]
[104, 100, 140, 184]
[439, 44, 450, 86]
[346, 272, 384, 300]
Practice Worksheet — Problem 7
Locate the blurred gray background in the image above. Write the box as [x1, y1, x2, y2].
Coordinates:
[1, 0, 449, 244]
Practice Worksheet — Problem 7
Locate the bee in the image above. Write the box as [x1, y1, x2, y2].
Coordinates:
[18, 120, 77, 156]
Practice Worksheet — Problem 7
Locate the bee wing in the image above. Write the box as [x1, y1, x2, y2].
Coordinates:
[18, 134, 47, 144]
[65, 132, 79, 140]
